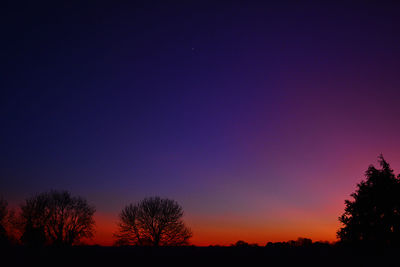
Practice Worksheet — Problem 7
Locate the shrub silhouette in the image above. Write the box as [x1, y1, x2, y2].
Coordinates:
[338, 155, 400, 246]
[20, 190, 96, 246]
[115, 196, 192, 246]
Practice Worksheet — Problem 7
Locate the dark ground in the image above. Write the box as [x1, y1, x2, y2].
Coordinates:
[2, 245, 399, 267]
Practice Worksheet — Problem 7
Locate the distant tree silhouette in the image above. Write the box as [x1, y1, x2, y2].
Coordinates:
[233, 240, 250, 247]
[337, 155, 400, 246]
[232, 240, 259, 247]
[0, 197, 9, 246]
[265, 238, 316, 248]
[20, 190, 95, 246]
[115, 197, 192, 246]
[289, 237, 313, 247]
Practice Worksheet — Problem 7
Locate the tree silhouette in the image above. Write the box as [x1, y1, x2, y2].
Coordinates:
[337, 155, 400, 246]
[0, 197, 9, 246]
[20, 190, 95, 246]
[232, 240, 259, 247]
[115, 197, 192, 246]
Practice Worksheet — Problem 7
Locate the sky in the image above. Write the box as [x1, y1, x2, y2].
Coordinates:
[2, 1, 400, 246]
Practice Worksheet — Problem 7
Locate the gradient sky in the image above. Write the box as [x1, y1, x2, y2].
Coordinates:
[2, 1, 400, 246]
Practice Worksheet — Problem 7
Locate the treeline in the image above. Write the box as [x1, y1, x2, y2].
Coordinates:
[229, 238, 331, 248]
[2, 154, 400, 248]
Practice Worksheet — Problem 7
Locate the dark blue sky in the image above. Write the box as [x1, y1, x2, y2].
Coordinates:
[2, 1, 400, 244]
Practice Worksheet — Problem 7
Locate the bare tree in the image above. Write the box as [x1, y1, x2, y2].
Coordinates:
[20, 190, 95, 246]
[115, 197, 192, 246]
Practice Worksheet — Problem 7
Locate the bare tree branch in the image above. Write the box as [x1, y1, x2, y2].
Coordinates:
[20, 190, 95, 246]
[114, 197, 192, 246]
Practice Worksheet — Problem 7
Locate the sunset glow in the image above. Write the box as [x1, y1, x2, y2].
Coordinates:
[3, 2, 400, 247]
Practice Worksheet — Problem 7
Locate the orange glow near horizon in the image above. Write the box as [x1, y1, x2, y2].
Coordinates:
[90, 209, 341, 246]
[4, 0, 400, 252]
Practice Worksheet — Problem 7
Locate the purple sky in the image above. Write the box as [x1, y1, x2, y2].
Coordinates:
[2, 1, 400, 245]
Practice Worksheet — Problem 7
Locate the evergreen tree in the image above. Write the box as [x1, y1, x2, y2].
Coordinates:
[338, 155, 400, 246]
